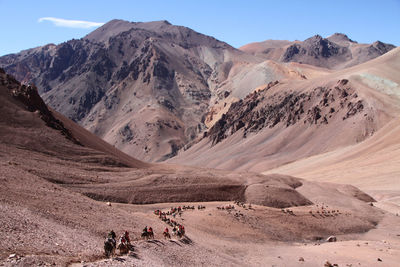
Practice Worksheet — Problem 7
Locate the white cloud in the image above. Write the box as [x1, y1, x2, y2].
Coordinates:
[38, 17, 104, 29]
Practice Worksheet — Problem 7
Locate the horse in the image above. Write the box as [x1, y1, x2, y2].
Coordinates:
[174, 230, 184, 239]
[118, 241, 130, 255]
[104, 238, 116, 258]
[163, 231, 171, 239]
[117, 236, 131, 254]
[148, 231, 154, 239]
[141, 231, 154, 240]
[141, 231, 149, 240]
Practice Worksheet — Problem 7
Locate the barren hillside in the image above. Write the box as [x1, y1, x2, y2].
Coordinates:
[170, 47, 400, 173]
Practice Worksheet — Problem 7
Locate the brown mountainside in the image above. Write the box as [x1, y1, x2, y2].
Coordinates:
[0, 19, 260, 162]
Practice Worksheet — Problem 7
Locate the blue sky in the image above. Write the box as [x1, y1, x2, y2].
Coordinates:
[1, 0, 399, 56]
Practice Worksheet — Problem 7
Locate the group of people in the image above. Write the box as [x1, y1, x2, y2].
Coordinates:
[161, 222, 185, 238]
[104, 205, 193, 257]
[107, 230, 131, 245]
[104, 230, 131, 257]
[141, 226, 154, 239]
[154, 207, 186, 238]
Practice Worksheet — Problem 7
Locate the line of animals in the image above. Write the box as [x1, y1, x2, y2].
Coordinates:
[310, 203, 344, 217]
[217, 202, 253, 210]
[154, 206, 188, 239]
[104, 204, 209, 258]
[280, 203, 344, 217]
[234, 201, 253, 209]
[217, 204, 235, 210]
[103, 223, 180, 258]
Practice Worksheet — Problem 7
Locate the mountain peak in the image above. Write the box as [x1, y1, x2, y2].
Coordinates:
[307, 34, 323, 41]
[371, 40, 396, 53]
[84, 19, 136, 43]
[327, 33, 356, 44]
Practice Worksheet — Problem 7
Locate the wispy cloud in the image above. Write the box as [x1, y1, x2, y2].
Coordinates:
[38, 17, 104, 29]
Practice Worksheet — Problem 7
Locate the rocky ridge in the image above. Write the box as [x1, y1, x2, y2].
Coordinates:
[206, 79, 366, 145]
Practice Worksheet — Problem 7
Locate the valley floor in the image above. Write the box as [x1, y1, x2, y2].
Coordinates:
[73, 202, 400, 267]
[4, 201, 399, 267]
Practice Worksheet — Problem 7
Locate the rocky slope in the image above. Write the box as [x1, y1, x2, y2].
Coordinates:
[240, 33, 395, 69]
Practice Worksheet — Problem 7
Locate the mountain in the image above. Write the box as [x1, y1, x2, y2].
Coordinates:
[4, 21, 393, 164]
[2, 68, 393, 267]
[240, 33, 396, 69]
[0, 21, 397, 167]
[170, 47, 400, 173]
[0, 19, 263, 162]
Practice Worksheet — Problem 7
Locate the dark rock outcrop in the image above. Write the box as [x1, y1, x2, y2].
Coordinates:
[206, 79, 365, 145]
[0, 69, 79, 144]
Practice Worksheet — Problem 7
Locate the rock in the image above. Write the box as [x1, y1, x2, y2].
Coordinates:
[8, 254, 16, 259]
[326, 236, 337, 242]
[106, 202, 112, 206]
[377, 258, 382, 262]
[299, 257, 305, 261]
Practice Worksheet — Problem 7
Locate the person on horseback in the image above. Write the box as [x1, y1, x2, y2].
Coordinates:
[108, 230, 116, 240]
[143, 226, 148, 233]
[163, 227, 170, 239]
[119, 235, 126, 244]
[107, 230, 116, 246]
[124, 231, 130, 244]
[147, 226, 154, 239]
[104, 230, 117, 257]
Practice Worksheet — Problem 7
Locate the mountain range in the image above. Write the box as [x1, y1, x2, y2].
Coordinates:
[0, 19, 396, 165]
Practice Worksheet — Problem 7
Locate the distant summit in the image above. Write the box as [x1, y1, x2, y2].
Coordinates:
[327, 33, 356, 44]
[240, 33, 395, 69]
